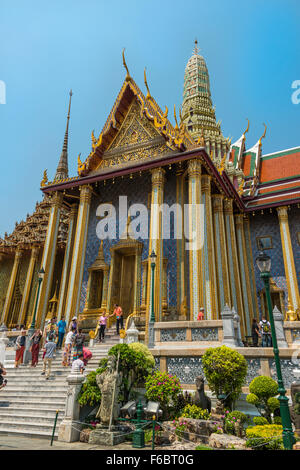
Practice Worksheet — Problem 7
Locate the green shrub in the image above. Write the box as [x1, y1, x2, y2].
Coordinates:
[108, 343, 155, 403]
[224, 410, 247, 435]
[202, 346, 248, 407]
[77, 364, 106, 407]
[246, 376, 280, 423]
[145, 371, 182, 417]
[246, 424, 283, 450]
[253, 416, 269, 426]
[273, 416, 282, 425]
[180, 404, 211, 420]
[294, 392, 300, 415]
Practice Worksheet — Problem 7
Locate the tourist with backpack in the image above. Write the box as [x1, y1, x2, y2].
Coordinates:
[259, 316, 272, 347]
[62, 327, 75, 366]
[73, 328, 85, 362]
[41, 333, 56, 380]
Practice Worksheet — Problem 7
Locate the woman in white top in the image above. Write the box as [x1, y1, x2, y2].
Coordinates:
[62, 327, 75, 367]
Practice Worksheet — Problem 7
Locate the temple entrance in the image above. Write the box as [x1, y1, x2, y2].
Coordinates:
[88, 270, 103, 309]
[110, 249, 136, 319]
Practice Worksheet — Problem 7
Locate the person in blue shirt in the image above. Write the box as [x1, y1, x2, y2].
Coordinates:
[57, 316, 67, 349]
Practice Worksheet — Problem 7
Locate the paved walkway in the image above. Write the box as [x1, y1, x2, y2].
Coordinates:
[0, 435, 161, 450]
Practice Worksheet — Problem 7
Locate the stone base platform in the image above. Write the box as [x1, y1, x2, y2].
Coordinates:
[89, 424, 127, 446]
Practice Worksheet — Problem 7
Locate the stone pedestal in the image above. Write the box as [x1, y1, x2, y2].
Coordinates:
[232, 308, 244, 347]
[0, 332, 8, 365]
[126, 320, 139, 344]
[221, 305, 238, 347]
[58, 371, 85, 442]
[273, 306, 288, 348]
[89, 424, 126, 446]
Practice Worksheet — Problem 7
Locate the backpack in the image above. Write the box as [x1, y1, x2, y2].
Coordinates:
[262, 321, 270, 334]
[75, 334, 84, 347]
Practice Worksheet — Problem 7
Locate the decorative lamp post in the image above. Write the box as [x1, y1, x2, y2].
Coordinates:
[256, 249, 295, 449]
[30, 268, 45, 330]
[150, 250, 157, 323]
[148, 250, 157, 348]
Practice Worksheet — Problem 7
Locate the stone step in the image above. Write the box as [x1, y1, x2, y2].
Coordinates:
[0, 421, 61, 437]
[0, 400, 65, 410]
[0, 412, 64, 425]
[0, 390, 68, 397]
[0, 407, 65, 417]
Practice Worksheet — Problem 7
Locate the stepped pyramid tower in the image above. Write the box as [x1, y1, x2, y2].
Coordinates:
[182, 40, 230, 164]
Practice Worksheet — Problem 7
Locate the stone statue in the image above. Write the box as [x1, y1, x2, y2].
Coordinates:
[290, 382, 300, 434]
[192, 375, 211, 413]
[95, 355, 122, 426]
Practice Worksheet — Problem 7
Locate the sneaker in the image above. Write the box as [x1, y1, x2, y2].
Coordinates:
[41, 372, 45, 375]
[46, 377, 49, 380]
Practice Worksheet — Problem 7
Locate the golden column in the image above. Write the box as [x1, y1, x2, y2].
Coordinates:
[1, 246, 23, 325]
[56, 203, 78, 321]
[18, 245, 40, 325]
[224, 198, 246, 336]
[100, 267, 109, 311]
[176, 167, 186, 309]
[277, 206, 300, 312]
[35, 191, 63, 328]
[64, 185, 92, 324]
[140, 259, 148, 315]
[201, 174, 218, 319]
[187, 158, 203, 320]
[212, 194, 231, 310]
[235, 213, 255, 335]
[243, 215, 259, 319]
[145, 167, 165, 341]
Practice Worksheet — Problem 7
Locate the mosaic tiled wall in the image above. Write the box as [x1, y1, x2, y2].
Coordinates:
[80, 169, 180, 312]
[269, 358, 296, 389]
[163, 170, 177, 307]
[0, 257, 13, 317]
[167, 357, 206, 384]
[249, 211, 287, 315]
[288, 206, 300, 287]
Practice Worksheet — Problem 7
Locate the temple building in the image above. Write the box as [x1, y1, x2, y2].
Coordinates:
[1, 42, 300, 341]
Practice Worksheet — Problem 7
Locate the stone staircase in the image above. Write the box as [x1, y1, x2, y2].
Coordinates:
[0, 328, 119, 439]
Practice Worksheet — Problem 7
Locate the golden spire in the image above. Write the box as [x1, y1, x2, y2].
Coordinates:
[41, 169, 48, 187]
[144, 67, 151, 100]
[259, 123, 267, 145]
[193, 38, 199, 55]
[122, 48, 130, 81]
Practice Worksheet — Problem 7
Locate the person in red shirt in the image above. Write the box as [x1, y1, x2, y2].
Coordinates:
[197, 308, 204, 321]
[113, 304, 124, 335]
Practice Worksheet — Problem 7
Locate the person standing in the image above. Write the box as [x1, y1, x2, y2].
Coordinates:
[98, 312, 114, 342]
[57, 316, 67, 349]
[113, 304, 124, 335]
[62, 327, 75, 367]
[259, 316, 272, 347]
[69, 317, 78, 334]
[73, 328, 85, 362]
[251, 318, 261, 347]
[29, 329, 42, 367]
[197, 308, 205, 321]
[0, 362, 7, 390]
[14, 330, 26, 368]
[41, 333, 56, 380]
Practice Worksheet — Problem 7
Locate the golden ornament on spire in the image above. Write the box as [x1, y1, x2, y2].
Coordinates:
[91, 129, 97, 149]
[243, 118, 250, 136]
[173, 104, 179, 131]
[41, 169, 48, 187]
[122, 48, 130, 81]
[259, 123, 267, 145]
[218, 152, 227, 174]
[144, 67, 151, 100]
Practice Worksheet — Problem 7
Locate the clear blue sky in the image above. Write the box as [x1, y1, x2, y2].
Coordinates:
[1, 0, 300, 236]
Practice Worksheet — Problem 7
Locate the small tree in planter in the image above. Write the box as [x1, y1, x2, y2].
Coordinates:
[246, 376, 279, 423]
[202, 346, 248, 409]
[145, 371, 182, 419]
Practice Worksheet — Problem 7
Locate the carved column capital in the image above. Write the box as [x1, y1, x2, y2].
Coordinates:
[51, 191, 64, 209]
[234, 213, 244, 228]
[223, 198, 233, 214]
[187, 158, 202, 178]
[277, 205, 288, 221]
[212, 194, 224, 213]
[201, 174, 212, 193]
[79, 185, 92, 204]
[151, 167, 165, 188]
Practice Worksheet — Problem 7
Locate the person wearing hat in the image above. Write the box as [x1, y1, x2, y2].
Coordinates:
[69, 317, 78, 334]
[197, 308, 204, 321]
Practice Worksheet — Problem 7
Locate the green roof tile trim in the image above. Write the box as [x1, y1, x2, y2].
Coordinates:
[261, 147, 300, 161]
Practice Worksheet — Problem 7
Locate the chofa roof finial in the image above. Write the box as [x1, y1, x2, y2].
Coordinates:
[122, 48, 131, 81]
